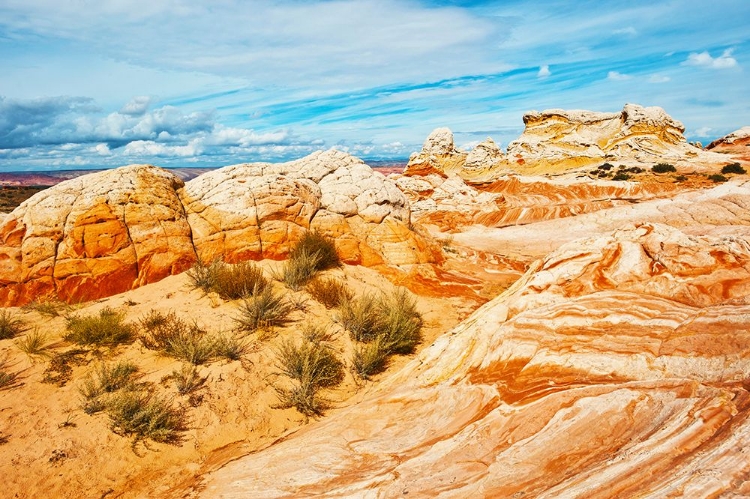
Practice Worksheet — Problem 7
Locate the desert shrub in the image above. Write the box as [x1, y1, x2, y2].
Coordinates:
[281, 248, 322, 290]
[597, 163, 613, 171]
[612, 172, 631, 181]
[628, 167, 644, 174]
[337, 294, 381, 342]
[79, 361, 140, 414]
[106, 390, 188, 445]
[376, 288, 423, 355]
[306, 277, 353, 309]
[21, 299, 71, 318]
[65, 308, 135, 347]
[167, 364, 206, 395]
[597, 170, 610, 178]
[42, 349, 89, 386]
[167, 331, 217, 365]
[302, 323, 337, 343]
[15, 329, 52, 360]
[187, 259, 268, 300]
[274, 338, 344, 416]
[289, 231, 340, 272]
[352, 340, 389, 380]
[140, 310, 214, 364]
[674, 175, 688, 182]
[652, 163, 676, 173]
[0, 310, 27, 340]
[0, 360, 20, 391]
[721, 163, 746, 175]
[213, 333, 250, 361]
[234, 287, 294, 333]
[708, 174, 728, 183]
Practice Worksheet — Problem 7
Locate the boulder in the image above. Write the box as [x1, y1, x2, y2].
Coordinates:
[0, 165, 195, 306]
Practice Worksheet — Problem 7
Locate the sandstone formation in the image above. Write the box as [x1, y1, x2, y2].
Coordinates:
[402, 127, 469, 177]
[182, 149, 435, 267]
[395, 171, 679, 231]
[707, 126, 750, 162]
[464, 137, 504, 171]
[0, 165, 195, 305]
[0, 150, 437, 306]
[199, 221, 750, 498]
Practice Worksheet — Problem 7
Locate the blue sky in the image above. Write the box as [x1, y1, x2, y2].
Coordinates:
[0, 0, 748, 171]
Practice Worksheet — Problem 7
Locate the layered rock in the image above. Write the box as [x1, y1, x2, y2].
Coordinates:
[505, 103, 727, 174]
[707, 126, 750, 163]
[402, 127, 469, 177]
[0, 151, 438, 306]
[199, 222, 750, 498]
[182, 149, 434, 267]
[0, 165, 195, 305]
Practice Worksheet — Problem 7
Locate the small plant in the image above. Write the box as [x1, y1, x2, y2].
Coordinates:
[0, 360, 20, 390]
[106, 390, 188, 446]
[674, 175, 688, 182]
[376, 288, 423, 355]
[306, 277, 353, 309]
[64, 308, 135, 347]
[213, 333, 250, 361]
[21, 299, 71, 318]
[274, 338, 344, 416]
[289, 231, 340, 272]
[652, 163, 676, 173]
[140, 311, 217, 364]
[352, 340, 389, 380]
[187, 259, 269, 300]
[612, 172, 631, 181]
[597, 163, 613, 171]
[302, 323, 337, 343]
[15, 329, 52, 360]
[79, 361, 140, 414]
[0, 310, 27, 340]
[337, 294, 380, 342]
[167, 364, 206, 395]
[168, 331, 217, 365]
[721, 163, 746, 175]
[281, 248, 322, 290]
[235, 287, 294, 333]
[42, 349, 89, 386]
[708, 174, 728, 183]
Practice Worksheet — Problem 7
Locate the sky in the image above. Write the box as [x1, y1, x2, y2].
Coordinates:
[0, 0, 748, 171]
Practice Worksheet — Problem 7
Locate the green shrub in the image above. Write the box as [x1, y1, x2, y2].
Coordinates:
[376, 288, 423, 355]
[140, 310, 216, 364]
[187, 259, 268, 300]
[352, 340, 389, 380]
[106, 390, 188, 445]
[302, 323, 337, 343]
[652, 163, 676, 173]
[213, 334, 250, 361]
[721, 163, 746, 175]
[612, 172, 631, 181]
[708, 174, 728, 183]
[289, 231, 340, 272]
[235, 287, 294, 333]
[337, 294, 380, 342]
[306, 277, 353, 308]
[281, 248, 321, 290]
[0, 310, 27, 340]
[597, 163, 613, 171]
[274, 338, 344, 416]
[674, 175, 688, 182]
[79, 361, 140, 414]
[65, 308, 135, 347]
[15, 329, 52, 360]
[167, 364, 206, 395]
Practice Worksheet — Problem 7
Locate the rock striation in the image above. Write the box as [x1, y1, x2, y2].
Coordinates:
[402, 127, 469, 177]
[0, 150, 437, 306]
[707, 126, 750, 163]
[199, 221, 750, 498]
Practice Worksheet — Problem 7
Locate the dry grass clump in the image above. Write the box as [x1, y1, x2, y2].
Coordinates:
[21, 299, 72, 318]
[274, 337, 344, 417]
[187, 259, 269, 300]
[106, 390, 188, 446]
[234, 287, 294, 334]
[339, 288, 423, 380]
[306, 276, 353, 308]
[302, 323, 337, 343]
[15, 329, 52, 361]
[42, 348, 89, 386]
[64, 308, 135, 347]
[166, 364, 206, 395]
[139, 310, 215, 365]
[79, 361, 140, 414]
[0, 310, 28, 340]
[213, 334, 251, 361]
[0, 359, 20, 391]
[281, 231, 341, 290]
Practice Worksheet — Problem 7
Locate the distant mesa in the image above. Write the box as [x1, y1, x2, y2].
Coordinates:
[0, 150, 438, 306]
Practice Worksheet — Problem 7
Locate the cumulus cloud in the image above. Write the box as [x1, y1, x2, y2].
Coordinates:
[537, 65, 551, 78]
[683, 49, 738, 69]
[119, 96, 152, 116]
[607, 71, 631, 81]
[123, 139, 203, 157]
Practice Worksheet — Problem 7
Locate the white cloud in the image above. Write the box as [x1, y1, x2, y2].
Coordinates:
[683, 49, 738, 69]
[537, 65, 551, 78]
[120, 96, 152, 116]
[123, 139, 203, 157]
[607, 71, 631, 81]
[648, 74, 671, 83]
[693, 127, 713, 138]
[93, 143, 111, 156]
[613, 27, 638, 36]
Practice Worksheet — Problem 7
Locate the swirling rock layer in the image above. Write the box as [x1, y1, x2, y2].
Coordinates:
[199, 222, 750, 498]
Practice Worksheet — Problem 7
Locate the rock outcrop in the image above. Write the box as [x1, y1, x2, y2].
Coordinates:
[0, 165, 195, 305]
[504, 103, 727, 174]
[0, 150, 438, 306]
[199, 222, 750, 498]
[402, 127, 469, 177]
[707, 126, 750, 162]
